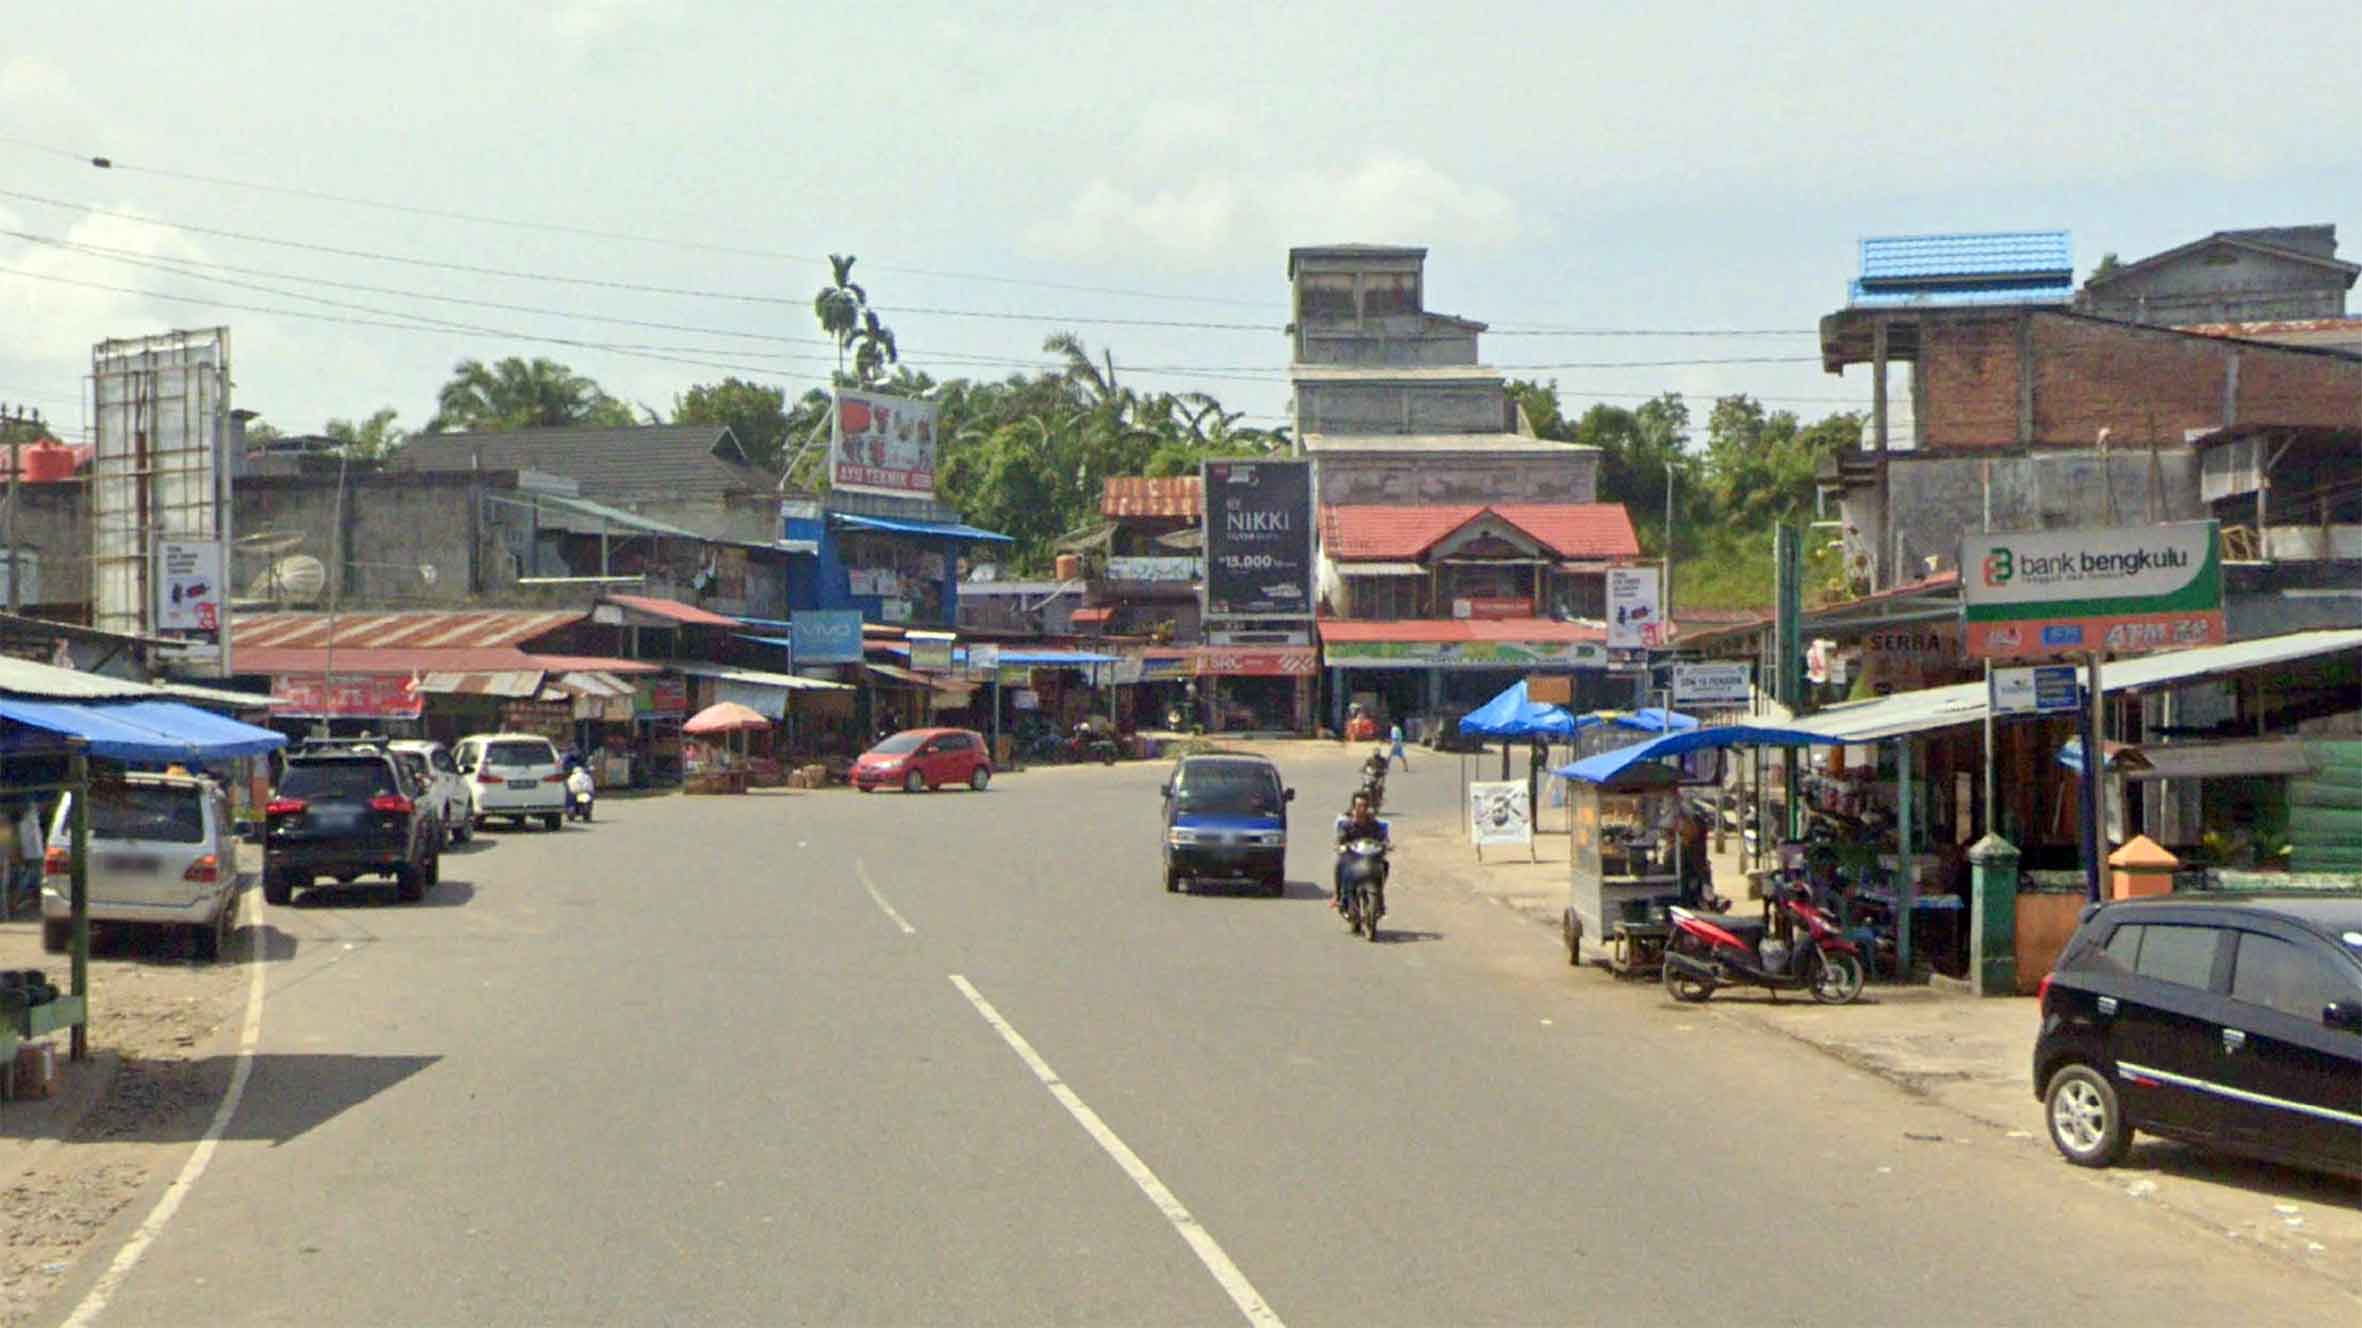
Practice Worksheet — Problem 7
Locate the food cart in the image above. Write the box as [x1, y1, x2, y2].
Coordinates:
[1558, 724, 1842, 978]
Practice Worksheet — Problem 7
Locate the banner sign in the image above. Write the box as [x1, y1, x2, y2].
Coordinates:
[1203, 460, 1313, 618]
[1321, 639, 1604, 669]
[1467, 780, 1533, 849]
[1193, 646, 1318, 677]
[1961, 522, 2223, 659]
[270, 674, 421, 720]
[908, 636, 954, 672]
[1106, 556, 1200, 583]
[635, 676, 689, 716]
[156, 540, 226, 634]
[1990, 663, 2082, 716]
[967, 643, 1002, 679]
[1672, 661, 1753, 706]
[1453, 596, 1532, 620]
[831, 390, 937, 499]
[789, 610, 864, 664]
[1607, 567, 1664, 649]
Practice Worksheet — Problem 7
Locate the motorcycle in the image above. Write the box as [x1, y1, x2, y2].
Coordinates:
[1066, 726, 1120, 766]
[565, 767, 596, 823]
[1357, 761, 1388, 814]
[1662, 874, 1864, 1005]
[1337, 836, 1388, 943]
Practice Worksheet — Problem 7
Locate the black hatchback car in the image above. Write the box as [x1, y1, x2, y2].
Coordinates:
[2034, 894, 2362, 1179]
[263, 747, 442, 905]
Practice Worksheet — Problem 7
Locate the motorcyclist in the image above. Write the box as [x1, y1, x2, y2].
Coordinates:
[1332, 791, 1389, 913]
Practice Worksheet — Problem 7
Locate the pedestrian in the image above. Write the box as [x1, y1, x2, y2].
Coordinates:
[1388, 721, 1409, 772]
[5, 795, 44, 920]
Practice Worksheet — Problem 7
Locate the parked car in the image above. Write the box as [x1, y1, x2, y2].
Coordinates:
[852, 728, 992, 793]
[42, 771, 242, 960]
[1160, 753, 1292, 896]
[263, 746, 442, 905]
[453, 733, 568, 830]
[390, 739, 474, 845]
[2033, 894, 2362, 1180]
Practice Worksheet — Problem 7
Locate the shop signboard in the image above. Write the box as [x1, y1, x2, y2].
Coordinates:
[1011, 687, 1040, 711]
[789, 610, 864, 664]
[1467, 781, 1533, 850]
[1990, 663, 2081, 716]
[831, 389, 937, 499]
[879, 598, 912, 625]
[1202, 459, 1313, 619]
[1193, 646, 1318, 677]
[1321, 638, 1603, 669]
[1452, 596, 1532, 620]
[270, 674, 421, 720]
[908, 635, 954, 672]
[1606, 567, 1664, 649]
[1526, 673, 1573, 706]
[1107, 556, 1200, 583]
[1112, 653, 1146, 686]
[1139, 653, 1193, 682]
[967, 643, 1001, 679]
[635, 675, 688, 716]
[1671, 661, 1753, 706]
[1961, 521, 2223, 659]
[155, 539, 226, 635]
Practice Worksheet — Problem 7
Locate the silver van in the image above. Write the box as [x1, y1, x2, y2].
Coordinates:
[43, 772, 242, 961]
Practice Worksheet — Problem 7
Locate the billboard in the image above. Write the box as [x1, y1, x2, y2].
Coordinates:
[1606, 567, 1664, 649]
[1202, 459, 1313, 618]
[831, 390, 937, 498]
[92, 329, 233, 674]
[788, 610, 865, 665]
[1962, 522, 2223, 659]
[1106, 556, 1199, 583]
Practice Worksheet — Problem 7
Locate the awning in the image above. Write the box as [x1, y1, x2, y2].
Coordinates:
[2060, 736, 2319, 780]
[665, 660, 852, 692]
[1337, 562, 1426, 577]
[866, 662, 935, 687]
[1070, 607, 1116, 624]
[602, 594, 743, 628]
[1557, 725, 1840, 785]
[551, 671, 634, 700]
[0, 696, 288, 763]
[152, 681, 275, 710]
[415, 670, 546, 698]
[832, 512, 1014, 543]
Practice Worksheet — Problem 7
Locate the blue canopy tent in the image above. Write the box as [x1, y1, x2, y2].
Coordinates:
[1556, 724, 1839, 786]
[0, 696, 287, 763]
[1458, 679, 1580, 738]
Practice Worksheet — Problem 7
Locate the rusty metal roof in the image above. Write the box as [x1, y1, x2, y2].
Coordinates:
[231, 610, 584, 652]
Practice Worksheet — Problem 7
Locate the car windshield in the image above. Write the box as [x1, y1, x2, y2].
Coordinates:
[1175, 766, 1282, 814]
[280, 761, 396, 801]
[75, 784, 204, 843]
[484, 740, 556, 767]
[871, 733, 925, 755]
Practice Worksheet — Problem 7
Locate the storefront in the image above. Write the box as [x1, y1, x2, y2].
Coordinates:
[1317, 622, 1610, 740]
[1195, 646, 1317, 734]
[632, 674, 690, 787]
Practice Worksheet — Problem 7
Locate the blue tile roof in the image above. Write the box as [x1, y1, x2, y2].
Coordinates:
[1860, 231, 2072, 282]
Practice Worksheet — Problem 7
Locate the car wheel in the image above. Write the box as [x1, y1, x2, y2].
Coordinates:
[453, 811, 473, 844]
[969, 766, 990, 792]
[41, 919, 70, 953]
[425, 846, 442, 886]
[510, 817, 526, 830]
[263, 871, 295, 906]
[1263, 872, 1285, 899]
[1165, 862, 1182, 893]
[395, 860, 426, 903]
[191, 911, 224, 963]
[904, 770, 926, 794]
[543, 813, 562, 831]
[2044, 1063, 2133, 1168]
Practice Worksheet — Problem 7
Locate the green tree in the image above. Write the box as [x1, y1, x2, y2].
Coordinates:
[675, 378, 790, 472]
[2086, 252, 2121, 286]
[425, 356, 640, 432]
[323, 407, 408, 460]
[813, 254, 866, 378]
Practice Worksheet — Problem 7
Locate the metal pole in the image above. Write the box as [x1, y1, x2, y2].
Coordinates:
[319, 453, 349, 739]
[1662, 459, 1675, 629]
[2079, 650, 2106, 902]
[6, 423, 21, 616]
[1981, 461, 1996, 841]
[68, 746, 89, 1061]
[1897, 737, 1916, 981]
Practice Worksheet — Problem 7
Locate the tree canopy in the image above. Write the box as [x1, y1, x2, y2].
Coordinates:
[425, 356, 643, 433]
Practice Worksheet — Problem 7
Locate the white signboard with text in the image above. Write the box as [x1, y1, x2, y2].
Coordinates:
[831, 390, 938, 499]
[1672, 661, 1752, 706]
[1606, 567, 1664, 650]
[156, 540, 226, 634]
[1467, 781, 1534, 851]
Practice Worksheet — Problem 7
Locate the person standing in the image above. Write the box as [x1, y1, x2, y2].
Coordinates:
[6, 796, 44, 920]
[1388, 721, 1409, 772]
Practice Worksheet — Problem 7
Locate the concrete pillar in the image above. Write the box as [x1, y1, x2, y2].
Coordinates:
[2109, 835, 2179, 900]
[1967, 833, 2020, 998]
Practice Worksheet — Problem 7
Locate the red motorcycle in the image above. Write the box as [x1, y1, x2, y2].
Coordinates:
[1662, 876, 1865, 1005]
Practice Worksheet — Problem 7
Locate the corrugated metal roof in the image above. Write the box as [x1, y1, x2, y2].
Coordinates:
[233, 645, 660, 677]
[1859, 232, 2073, 282]
[153, 681, 275, 709]
[1846, 284, 2072, 309]
[414, 670, 546, 697]
[389, 425, 762, 499]
[665, 660, 850, 691]
[551, 670, 634, 699]
[603, 594, 742, 627]
[232, 610, 583, 652]
[0, 657, 160, 700]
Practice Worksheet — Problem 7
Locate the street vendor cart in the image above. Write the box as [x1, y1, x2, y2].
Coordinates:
[1563, 760, 1685, 976]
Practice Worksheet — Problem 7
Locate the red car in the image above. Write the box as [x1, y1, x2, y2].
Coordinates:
[852, 728, 993, 793]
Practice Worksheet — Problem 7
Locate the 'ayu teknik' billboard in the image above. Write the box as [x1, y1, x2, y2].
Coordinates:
[1202, 459, 1313, 620]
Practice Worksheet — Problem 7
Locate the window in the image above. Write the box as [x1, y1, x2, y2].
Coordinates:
[2127, 923, 2223, 990]
[1362, 272, 1419, 318]
[1297, 274, 1355, 322]
[484, 740, 558, 768]
[870, 732, 923, 755]
[2231, 932, 2358, 1022]
[280, 760, 398, 801]
[2097, 923, 2144, 974]
[1348, 577, 1425, 621]
[75, 785, 205, 844]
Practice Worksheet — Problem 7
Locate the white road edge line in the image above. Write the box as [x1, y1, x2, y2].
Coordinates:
[61, 889, 270, 1328]
[855, 859, 917, 935]
[947, 974, 1285, 1328]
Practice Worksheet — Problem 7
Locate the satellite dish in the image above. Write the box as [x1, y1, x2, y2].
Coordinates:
[419, 563, 439, 586]
[237, 529, 308, 557]
[247, 554, 326, 604]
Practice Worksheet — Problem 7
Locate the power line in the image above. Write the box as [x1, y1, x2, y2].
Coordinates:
[0, 133, 1283, 311]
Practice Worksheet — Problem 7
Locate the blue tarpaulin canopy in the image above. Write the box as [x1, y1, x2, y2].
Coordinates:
[831, 512, 1014, 543]
[1457, 680, 1581, 738]
[1555, 725, 1839, 785]
[0, 696, 287, 764]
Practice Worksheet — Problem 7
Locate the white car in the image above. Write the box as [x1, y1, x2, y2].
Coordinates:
[453, 733, 568, 831]
[390, 739, 475, 845]
[43, 772, 243, 961]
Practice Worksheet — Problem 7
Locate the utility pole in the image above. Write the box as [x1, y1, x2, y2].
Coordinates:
[1661, 458, 1676, 632]
[318, 452, 350, 738]
[5, 406, 23, 617]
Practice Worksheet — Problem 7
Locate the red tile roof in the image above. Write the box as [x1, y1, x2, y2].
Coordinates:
[1316, 618, 1605, 644]
[1102, 476, 1202, 519]
[232, 610, 584, 652]
[1320, 504, 1640, 561]
[604, 594, 742, 627]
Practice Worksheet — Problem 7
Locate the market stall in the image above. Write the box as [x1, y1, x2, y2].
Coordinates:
[681, 701, 769, 794]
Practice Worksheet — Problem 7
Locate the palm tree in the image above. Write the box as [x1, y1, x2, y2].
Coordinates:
[813, 254, 866, 379]
[849, 309, 899, 387]
[426, 357, 631, 432]
[324, 407, 409, 459]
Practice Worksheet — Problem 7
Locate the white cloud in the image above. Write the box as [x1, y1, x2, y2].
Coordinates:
[545, 0, 681, 57]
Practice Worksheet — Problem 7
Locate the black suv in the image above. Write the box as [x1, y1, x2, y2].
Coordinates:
[263, 746, 442, 905]
[2034, 894, 2362, 1179]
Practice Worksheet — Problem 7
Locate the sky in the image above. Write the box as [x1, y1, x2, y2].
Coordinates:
[2, 1, 2358, 449]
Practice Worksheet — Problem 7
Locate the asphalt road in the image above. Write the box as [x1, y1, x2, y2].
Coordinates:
[36, 748, 2359, 1326]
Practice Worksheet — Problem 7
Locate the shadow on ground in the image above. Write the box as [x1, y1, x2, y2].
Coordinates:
[288, 880, 476, 910]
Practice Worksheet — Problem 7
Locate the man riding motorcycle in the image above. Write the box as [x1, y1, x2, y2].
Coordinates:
[1333, 791, 1389, 915]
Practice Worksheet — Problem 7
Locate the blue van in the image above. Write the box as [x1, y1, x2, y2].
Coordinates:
[1161, 754, 1293, 896]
